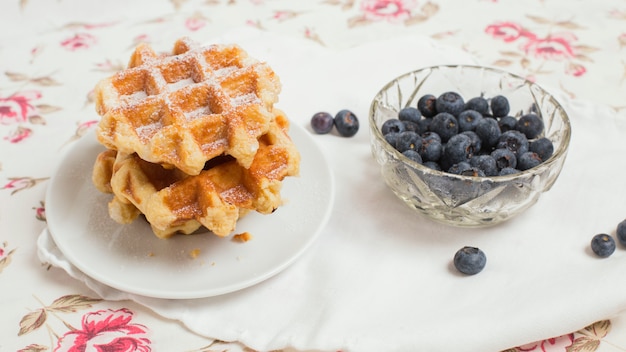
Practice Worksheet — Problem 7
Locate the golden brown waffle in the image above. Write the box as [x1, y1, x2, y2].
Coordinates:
[94, 38, 281, 175]
[92, 112, 300, 238]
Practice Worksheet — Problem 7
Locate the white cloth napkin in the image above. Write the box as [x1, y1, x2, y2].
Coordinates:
[38, 28, 626, 352]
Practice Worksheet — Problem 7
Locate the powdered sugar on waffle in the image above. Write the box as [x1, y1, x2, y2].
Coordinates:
[94, 37, 281, 175]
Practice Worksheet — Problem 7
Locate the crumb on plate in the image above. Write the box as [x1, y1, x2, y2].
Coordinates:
[190, 248, 201, 259]
[232, 231, 253, 243]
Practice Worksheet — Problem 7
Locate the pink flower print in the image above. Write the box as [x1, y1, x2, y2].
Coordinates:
[4, 126, 32, 143]
[522, 33, 577, 61]
[55, 308, 151, 352]
[185, 17, 207, 31]
[360, 0, 417, 23]
[33, 201, 46, 221]
[61, 33, 97, 51]
[619, 33, 626, 48]
[2, 176, 47, 194]
[517, 333, 574, 351]
[0, 91, 41, 125]
[272, 10, 299, 22]
[566, 61, 586, 77]
[485, 22, 536, 42]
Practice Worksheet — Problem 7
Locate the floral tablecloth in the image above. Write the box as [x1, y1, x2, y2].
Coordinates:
[2, 0, 626, 351]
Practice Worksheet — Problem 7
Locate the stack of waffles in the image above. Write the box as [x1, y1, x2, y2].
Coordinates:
[91, 37, 300, 238]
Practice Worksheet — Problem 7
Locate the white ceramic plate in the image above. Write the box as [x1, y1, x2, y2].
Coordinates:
[45, 124, 334, 299]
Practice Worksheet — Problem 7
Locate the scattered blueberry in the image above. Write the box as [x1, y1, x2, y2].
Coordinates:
[516, 113, 544, 139]
[310, 112, 334, 134]
[617, 220, 626, 247]
[529, 137, 554, 161]
[464, 96, 490, 116]
[436, 91, 465, 117]
[490, 95, 510, 117]
[429, 112, 458, 143]
[458, 110, 483, 132]
[591, 234, 616, 258]
[381, 119, 405, 135]
[417, 94, 438, 118]
[332, 110, 358, 137]
[453, 246, 487, 275]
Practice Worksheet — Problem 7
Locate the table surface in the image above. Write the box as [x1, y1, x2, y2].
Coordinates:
[2, 0, 626, 351]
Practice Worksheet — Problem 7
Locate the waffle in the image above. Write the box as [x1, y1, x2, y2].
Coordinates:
[92, 111, 300, 238]
[94, 37, 280, 175]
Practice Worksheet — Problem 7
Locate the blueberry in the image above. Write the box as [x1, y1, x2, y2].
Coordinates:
[498, 167, 519, 176]
[417, 118, 432, 133]
[591, 234, 616, 258]
[469, 154, 498, 176]
[617, 220, 626, 247]
[453, 246, 486, 275]
[402, 149, 423, 164]
[310, 112, 334, 134]
[429, 112, 458, 143]
[498, 115, 518, 132]
[491, 148, 517, 170]
[529, 137, 554, 161]
[464, 96, 490, 116]
[441, 133, 473, 170]
[417, 94, 437, 118]
[436, 91, 465, 117]
[381, 119, 405, 135]
[403, 120, 422, 134]
[518, 151, 542, 171]
[490, 95, 510, 117]
[384, 132, 400, 149]
[516, 113, 544, 139]
[460, 131, 482, 155]
[421, 131, 442, 144]
[395, 131, 422, 153]
[474, 118, 501, 150]
[334, 109, 359, 137]
[398, 107, 422, 124]
[460, 167, 486, 177]
[447, 161, 472, 175]
[418, 137, 443, 162]
[423, 161, 442, 171]
[458, 110, 483, 132]
[497, 130, 529, 157]
[448, 163, 485, 177]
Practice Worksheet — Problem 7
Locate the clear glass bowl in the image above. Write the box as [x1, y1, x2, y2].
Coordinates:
[369, 65, 571, 227]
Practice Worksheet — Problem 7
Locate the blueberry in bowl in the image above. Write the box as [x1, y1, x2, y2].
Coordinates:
[369, 65, 571, 227]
